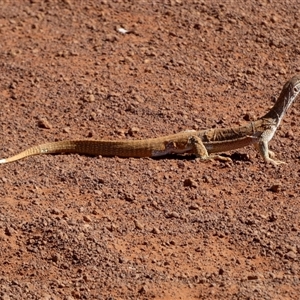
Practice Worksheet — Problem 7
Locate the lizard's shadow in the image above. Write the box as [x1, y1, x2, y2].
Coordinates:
[152, 152, 250, 162]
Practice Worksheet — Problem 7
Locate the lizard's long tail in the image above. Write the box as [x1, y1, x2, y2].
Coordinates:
[0, 139, 160, 164]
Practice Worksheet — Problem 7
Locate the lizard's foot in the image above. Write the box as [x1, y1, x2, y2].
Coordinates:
[264, 151, 286, 165]
[210, 155, 232, 162]
[255, 141, 286, 166]
[265, 157, 286, 165]
[196, 154, 232, 163]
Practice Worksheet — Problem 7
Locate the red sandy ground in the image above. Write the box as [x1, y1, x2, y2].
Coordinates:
[0, 1, 299, 299]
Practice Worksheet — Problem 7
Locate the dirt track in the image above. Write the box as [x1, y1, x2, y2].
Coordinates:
[0, 1, 299, 299]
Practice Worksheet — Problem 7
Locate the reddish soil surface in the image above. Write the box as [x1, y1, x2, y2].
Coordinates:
[0, 1, 299, 299]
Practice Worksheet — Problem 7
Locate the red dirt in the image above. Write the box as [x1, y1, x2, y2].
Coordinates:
[0, 1, 299, 299]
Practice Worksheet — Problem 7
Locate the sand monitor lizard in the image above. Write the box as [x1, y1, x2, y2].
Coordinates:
[1, 75, 300, 165]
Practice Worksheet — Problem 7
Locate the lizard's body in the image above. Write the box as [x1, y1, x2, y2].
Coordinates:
[1, 75, 300, 165]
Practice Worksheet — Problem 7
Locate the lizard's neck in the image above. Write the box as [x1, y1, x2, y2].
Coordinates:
[261, 81, 295, 125]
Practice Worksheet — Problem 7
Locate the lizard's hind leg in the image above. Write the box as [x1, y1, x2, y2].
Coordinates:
[188, 136, 232, 162]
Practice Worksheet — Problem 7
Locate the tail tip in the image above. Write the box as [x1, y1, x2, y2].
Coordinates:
[0, 158, 7, 164]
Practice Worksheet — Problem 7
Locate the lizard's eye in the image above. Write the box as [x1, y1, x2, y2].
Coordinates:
[294, 86, 299, 93]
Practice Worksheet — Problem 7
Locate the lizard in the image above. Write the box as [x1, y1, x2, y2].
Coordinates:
[0, 75, 299, 165]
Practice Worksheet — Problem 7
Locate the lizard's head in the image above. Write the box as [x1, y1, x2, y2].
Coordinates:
[283, 75, 300, 111]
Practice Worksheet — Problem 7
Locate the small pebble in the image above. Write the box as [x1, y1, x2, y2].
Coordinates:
[37, 118, 52, 129]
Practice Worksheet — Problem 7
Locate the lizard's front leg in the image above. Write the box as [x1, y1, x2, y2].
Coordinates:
[254, 141, 285, 165]
[188, 136, 232, 162]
